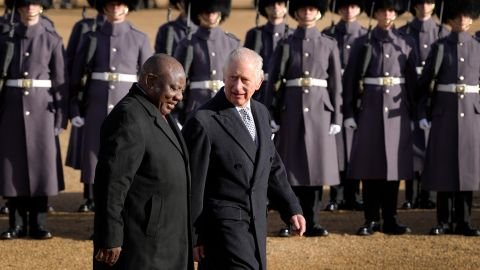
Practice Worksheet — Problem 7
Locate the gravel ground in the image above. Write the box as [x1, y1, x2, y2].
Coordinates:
[0, 8, 479, 270]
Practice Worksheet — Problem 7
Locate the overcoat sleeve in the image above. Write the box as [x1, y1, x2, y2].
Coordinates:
[50, 37, 68, 129]
[94, 108, 145, 248]
[327, 43, 343, 125]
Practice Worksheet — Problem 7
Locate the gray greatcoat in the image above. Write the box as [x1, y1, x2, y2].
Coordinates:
[343, 27, 418, 181]
[0, 22, 67, 196]
[323, 20, 367, 171]
[418, 31, 480, 192]
[174, 26, 240, 115]
[154, 15, 197, 55]
[266, 26, 343, 186]
[70, 20, 152, 184]
[399, 17, 449, 172]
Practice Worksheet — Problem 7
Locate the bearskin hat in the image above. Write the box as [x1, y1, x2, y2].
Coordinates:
[441, 0, 480, 21]
[95, 0, 140, 13]
[329, 0, 365, 14]
[5, 0, 52, 9]
[364, 0, 407, 17]
[409, 0, 437, 16]
[190, 0, 231, 25]
[288, 0, 329, 19]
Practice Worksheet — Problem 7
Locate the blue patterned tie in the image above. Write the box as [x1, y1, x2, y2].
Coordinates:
[239, 108, 256, 142]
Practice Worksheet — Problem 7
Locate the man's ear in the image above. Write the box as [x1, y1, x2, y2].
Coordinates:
[255, 73, 264, 91]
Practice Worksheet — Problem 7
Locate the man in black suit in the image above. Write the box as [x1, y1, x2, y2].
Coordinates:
[93, 54, 193, 270]
[182, 47, 306, 270]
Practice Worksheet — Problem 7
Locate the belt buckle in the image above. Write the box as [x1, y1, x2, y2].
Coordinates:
[382, 77, 393, 86]
[455, 85, 465, 95]
[209, 80, 220, 92]
[107, 73, 119, 82]
[300, 77, 311, 87]
[22, 79, 32, 88]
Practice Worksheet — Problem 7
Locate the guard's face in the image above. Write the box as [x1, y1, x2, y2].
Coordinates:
[295, 6, 321, 28]
[18, 4, 42, 21]
[147, 71, 186, 116]
[339, 5, 361, 22]
[265, 2, 287, 21]
[375, 8, 397, 29]
[224, 59, 263, 107]
[198, 11, 221, 28]
[104, 1, 129, 22]
[414, 3, 435, 18]
[449, 14, 473, 32]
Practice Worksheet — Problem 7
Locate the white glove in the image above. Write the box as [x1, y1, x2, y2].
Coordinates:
[72, 116, 85, 127]
[419, 118, 431, 130]
[270, 120, 280, 133]
[54, 128, 64, 136]
[328, 124, 341, 135]
[343, 117, 357, 130]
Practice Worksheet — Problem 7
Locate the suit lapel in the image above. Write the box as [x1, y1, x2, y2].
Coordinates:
[251, 102, 270, 183]
[215, 107, 257, 163]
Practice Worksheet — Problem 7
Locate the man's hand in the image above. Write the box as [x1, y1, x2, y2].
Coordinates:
[54, 128, 64, 136]
[289, 214, 306, 236]
[193, 245, 205, 262]
[95, 247, 122, 266]
[419, 118, 431, 130]
[344, 117, 357, 130]
[328, 124, 341, 135]
[270, 120, 280, 133]
[71, 116, 85, 127]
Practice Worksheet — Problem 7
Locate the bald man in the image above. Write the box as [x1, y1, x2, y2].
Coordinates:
[93, 54, 193, 270]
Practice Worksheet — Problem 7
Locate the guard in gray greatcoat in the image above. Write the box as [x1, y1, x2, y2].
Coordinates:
[65, 0, 106, 213]
[322, 0, 366, 212]
[398, 0, 449, 210]
[154, 0, 197, 55]
[244, 0, 292, 102]
[266, 0, 343, 237]
[69, 0, 152, 213]
[417, 0, 480, 236]
[343, 0, 417, 236]
[0, 0, 67, 240]
[174, 0, 240, 122]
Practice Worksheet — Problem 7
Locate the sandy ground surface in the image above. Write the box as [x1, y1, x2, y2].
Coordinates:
[0, 8, 479, 270]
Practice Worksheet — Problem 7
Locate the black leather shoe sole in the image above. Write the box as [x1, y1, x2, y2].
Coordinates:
[30, 230, 53, 240]
[277, 228, 290, 237]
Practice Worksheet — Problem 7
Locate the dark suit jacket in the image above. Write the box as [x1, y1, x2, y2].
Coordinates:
[93, 84, 193, 270]
[182, 89, 302, 270]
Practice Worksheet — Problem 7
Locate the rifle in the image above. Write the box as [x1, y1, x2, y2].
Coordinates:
[252, 0, 263, 54]
[0, 5, 16, 93]
[356, 1, 375, 110]
[329, 0, 337, 35]
[164, 4, 175, 55]
[77, 13, 99, 117]
[271, 0, 290, 122]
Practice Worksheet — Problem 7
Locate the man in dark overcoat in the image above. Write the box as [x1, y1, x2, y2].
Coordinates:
[417, 0, 480, 236]
[0, 0, 66, 240]
[69, 0, 152, 213]
[182, 48, 305, 270]
[322, 0, 367, 212]
[265, 0, 343, 237]
[398, 0, 449, 210]
[244, 0, 292, 102]
[343, 0, 417, 236]
[93, 54, 193, 269]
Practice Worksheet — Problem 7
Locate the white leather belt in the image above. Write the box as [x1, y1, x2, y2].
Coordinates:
[437, 84, 479, 94]
[363, 77, 405, 86]
[91, 72, 137, 82]
[416, 67, 423, 75]
[189, 80, 224, 92]
[6, 79, 52, 88]
[285, 77, 328, 87]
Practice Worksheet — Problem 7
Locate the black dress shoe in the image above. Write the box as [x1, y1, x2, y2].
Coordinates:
[0, 226, 27, 240]
[305, 226, 329, 237]
[47, 205, 55, 213]
[455, 225, 480, 237]
[383, 223, 412, 235]
[324, 202, 338, 212]
[0, 206, 9, 215]
[77, 200, 95, 213]
[277, 227, 290, 237]
[340, 200, 364, 211]
[429, 224, 452, 235]
[401, 201, 413, 210]
[30, 228, 53, 240]
[356, 221, 381, 236]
